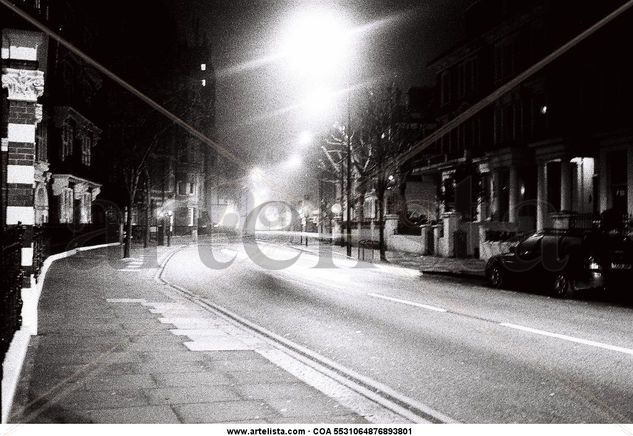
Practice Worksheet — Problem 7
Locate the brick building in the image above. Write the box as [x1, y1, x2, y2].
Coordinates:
[1, 1, 49, 385]
[41, 0, 102, 226]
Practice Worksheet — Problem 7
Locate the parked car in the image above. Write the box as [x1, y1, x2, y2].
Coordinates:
[485, 228, 633, 298]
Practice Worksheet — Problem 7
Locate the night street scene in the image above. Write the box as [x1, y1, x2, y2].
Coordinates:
[3, 0, 633, 431]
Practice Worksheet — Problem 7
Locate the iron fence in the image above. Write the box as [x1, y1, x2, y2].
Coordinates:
[568, 213, 600, 230]
[32, 225, 48, 280]
[1, 224, 25, 365]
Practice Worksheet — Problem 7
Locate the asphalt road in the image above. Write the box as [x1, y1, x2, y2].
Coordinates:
[161, 240, 633, 423]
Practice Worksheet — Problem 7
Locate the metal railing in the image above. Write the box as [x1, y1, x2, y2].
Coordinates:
[1, 224, 25, 366]
[568, 213, 600, 230]
[32, 225, 48, 280]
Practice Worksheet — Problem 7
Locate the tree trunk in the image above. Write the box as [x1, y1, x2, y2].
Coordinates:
[144, 175, 150, 248]
[339, 160, 345, 247]
[124, 197, 133, 258]
[377, 189, 386, 261]
[124, 210, 132, 258]
[397, 171, 408, 230]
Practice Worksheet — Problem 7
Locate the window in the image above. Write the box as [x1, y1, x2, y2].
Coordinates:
[36, 119, 47, 161]
[61, 122, 74, 160]
[440, 71, 451, 106]
[81, 192, 92, 223]
[495, 103, 520, 145]
[81, 135, 92, 166]
[188, 207, 195, 226]
[201, 79, 206, 87]
[187, 144, 196, 162]
[177, 181, 185, 195]
[201, 64, 206, 71]
[457, 63, 465, 98]
[464, 58, 476, 95]
[495, 40, 517, 82]
[60, 188, 74, 223]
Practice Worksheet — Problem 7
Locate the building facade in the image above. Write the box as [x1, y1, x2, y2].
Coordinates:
[43, 1, 103, 226]
[139, 34, 245, 238]
[399, 0, 633, 259]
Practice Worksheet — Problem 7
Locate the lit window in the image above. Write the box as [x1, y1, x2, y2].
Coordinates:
[201, 64, 206, 71]
[188, 207, 195, 226]
[61, 188, 74, 223]
[201, 79, 206, 87]
[82, 135, 92, 166]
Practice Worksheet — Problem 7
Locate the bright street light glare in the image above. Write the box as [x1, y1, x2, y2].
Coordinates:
[298, 130, 313, 146]
[304, 88, 334, 116]
[282, 8, 350, 77]
[285, 154, 303, 169]
[250, 167, 264, 182]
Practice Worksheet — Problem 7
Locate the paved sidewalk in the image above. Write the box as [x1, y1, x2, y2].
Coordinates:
[285, 240, 486, 278]
[390, 253, 486, 278]
[9, 245, 370, 424]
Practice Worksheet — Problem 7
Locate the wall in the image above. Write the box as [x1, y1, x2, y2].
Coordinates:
[387, 234, 425, 254]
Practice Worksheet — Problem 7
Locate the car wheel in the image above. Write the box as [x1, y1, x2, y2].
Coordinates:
[488, 263, 506, 289]
[552, 272, 576, 299]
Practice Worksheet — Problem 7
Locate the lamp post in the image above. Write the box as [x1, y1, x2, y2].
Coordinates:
[166, 210, 173, 247]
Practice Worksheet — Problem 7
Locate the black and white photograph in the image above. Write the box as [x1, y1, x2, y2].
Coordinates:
[1, 0, 633, 431]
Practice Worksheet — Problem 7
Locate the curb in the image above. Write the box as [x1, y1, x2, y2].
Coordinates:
[1, 242, 121, 424]
[420, 269, 486, 280]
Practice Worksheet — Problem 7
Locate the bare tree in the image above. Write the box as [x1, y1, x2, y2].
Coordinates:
[109, 110, 170, 258]
[318, 122, 375, 247]
[356, 85, 405, 261]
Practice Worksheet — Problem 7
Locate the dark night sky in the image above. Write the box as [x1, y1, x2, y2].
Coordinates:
[174, 1, 471, 169]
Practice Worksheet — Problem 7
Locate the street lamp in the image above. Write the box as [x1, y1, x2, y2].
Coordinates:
[285, 154, 303, 170]
[282, 7, 354, 256]
[250, 167, 264, 182]
[282, 8, 351, 78]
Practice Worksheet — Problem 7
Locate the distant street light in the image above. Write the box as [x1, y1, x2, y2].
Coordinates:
[285, 154, 303, 169]
[298, 130, 313, 147]
[250, 167, 264, 182]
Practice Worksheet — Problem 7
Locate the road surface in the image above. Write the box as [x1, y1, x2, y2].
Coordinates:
[161, 239, 633, 423]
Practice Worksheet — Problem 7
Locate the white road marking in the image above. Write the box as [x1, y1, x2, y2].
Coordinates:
[119, 269, 144, 272]
[154, 246, 455, 423]
[501, 323, 633, 356]
[106, 298, 147, 303]
[368, 293, 447, 313]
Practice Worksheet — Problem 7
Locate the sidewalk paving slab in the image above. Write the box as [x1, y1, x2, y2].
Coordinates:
[9, 246, 372, 424]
